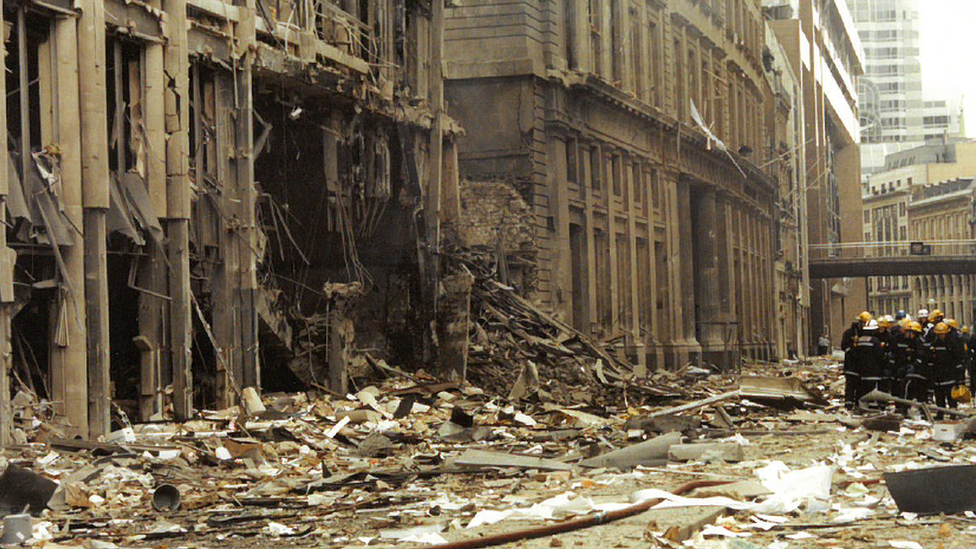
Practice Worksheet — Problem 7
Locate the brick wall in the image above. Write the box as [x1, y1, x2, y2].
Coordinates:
[458, 180, 537, 254]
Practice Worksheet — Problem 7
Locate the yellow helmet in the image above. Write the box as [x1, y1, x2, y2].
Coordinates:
[899, 318, 911, 329]
[932, 309, 945, 321]
[947, 318, 959, 329]
[908, 321, 923, 333]
[964, 326, 970, 334]
[858, 311, 873, 323]
[953, 385, 972, 403]
[935, 322, 950, 335]
[879, 316, 892, 328]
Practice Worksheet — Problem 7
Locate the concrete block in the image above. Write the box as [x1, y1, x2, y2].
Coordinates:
[933, 419, 976, 442]
[644, 506, 726, 542]
[580, 432, 682, 469]
[693, 479, 772, 500]
[668, 442, 745, 463]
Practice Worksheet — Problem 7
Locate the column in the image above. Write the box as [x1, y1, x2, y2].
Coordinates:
[695, 187, 727, 366]
[164, 0, 193, 419]
[139, 38, 168, 420]
[676, 180, 697, 349]
[52, 16, 89, 437]
[0, 5, 12, 445]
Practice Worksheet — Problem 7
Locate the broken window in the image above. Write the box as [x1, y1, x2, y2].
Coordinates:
[610, 0, 622, 83]
[616, 232, 632, 333]
[637, 238, 652, 340]
[611, 153, 622, 197]
[629, 5, 642, 95]
[647, 20, 661, 107]
[588, 0, 603, 76]
[566, 137, 578, 184]
[590, 146, 603, 192]
[594, 230, 612, 333]
[673, 38, 684, 120]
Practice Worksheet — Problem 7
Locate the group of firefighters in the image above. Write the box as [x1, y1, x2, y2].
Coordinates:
[842, 309, 976, 418]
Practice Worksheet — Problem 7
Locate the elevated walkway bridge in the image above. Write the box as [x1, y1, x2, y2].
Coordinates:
[809, 241, 976, 279]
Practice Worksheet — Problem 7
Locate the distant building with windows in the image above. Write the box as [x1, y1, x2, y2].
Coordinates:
[923, 99, 965, 143]
[908, 178, 976, 325]
[862, 140, 976, 316]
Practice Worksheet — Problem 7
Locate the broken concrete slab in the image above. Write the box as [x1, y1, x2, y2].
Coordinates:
[932, 418, 976, 442]
[668, 442, 745, 463]
[740, 376, 827, 405]
[692, 480, 772, 500]
[861, 414, 903, 433]
[644, 506, 726, 543]
[624, 414, 701, 435]
[580, 432, 682, 470]
[454, 449, 573, 471]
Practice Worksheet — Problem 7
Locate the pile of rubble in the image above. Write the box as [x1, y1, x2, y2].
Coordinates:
[458, 251, 717, 406]
[3, 353, 976, 548]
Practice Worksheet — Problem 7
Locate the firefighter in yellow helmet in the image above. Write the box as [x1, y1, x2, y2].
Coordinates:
[841, 312, 873, 409]
[852, 319, 885, 408]
[893, 320, 924, 412]
[903, 321, 929, 406]
[928, 322, 965, 418]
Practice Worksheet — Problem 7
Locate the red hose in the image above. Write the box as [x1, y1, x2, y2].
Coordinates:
[428, 479, 733, 549]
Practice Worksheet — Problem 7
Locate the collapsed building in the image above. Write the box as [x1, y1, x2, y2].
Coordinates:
[0, 0, 462, 440]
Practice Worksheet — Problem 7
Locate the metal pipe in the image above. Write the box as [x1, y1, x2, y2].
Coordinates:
[427, 479, 732, 549]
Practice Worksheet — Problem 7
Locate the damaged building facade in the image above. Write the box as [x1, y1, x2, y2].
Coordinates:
[0, 0, 460, 439]
[445, 0, 820, 367]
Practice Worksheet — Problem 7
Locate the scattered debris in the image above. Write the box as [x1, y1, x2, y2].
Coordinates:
[580, 432, 682, 469]
[668, 442, 745, 463]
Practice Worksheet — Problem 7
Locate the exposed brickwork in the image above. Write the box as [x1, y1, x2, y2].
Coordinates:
[458, 180, 538, 254]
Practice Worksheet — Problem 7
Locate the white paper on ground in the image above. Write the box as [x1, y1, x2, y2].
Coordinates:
[631, 488, 756, 511]
[754, 514, 789, 524]
[700, 525, 750, 538]
[380, 524, 447, 545]
[888, 542, 923, 549]
[467, 492, 605, 529]
[832, 507, 874, 523]
[752, 461, 833, 513]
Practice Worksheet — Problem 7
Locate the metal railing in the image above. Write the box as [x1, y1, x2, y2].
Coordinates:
[809, 240, 976, 261]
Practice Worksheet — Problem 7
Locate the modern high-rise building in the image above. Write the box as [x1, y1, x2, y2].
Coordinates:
[848, 1, 966, 178]
[846, 0, 925, 179]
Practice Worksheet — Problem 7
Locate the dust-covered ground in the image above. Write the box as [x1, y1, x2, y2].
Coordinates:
[4, 357, 974, 549]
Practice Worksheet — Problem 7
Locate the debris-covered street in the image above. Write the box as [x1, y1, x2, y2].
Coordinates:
[3, 0, 976, 547]
[5, 351, 976, 549]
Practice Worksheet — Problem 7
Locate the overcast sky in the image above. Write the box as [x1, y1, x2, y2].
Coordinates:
[918, 0, 976, 136]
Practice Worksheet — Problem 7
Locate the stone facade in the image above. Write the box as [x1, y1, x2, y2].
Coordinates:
[908, 179, 976, 325]
[444, 0, 818, 368]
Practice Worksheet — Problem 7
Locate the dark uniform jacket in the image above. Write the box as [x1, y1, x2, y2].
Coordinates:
[842, 323, 860, 377]
[851, 332, 885, 382]
[929, 336, 965, 387]
[893, 333, 923, 381]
